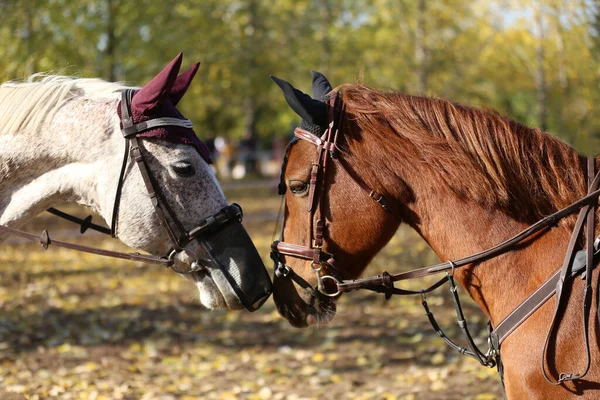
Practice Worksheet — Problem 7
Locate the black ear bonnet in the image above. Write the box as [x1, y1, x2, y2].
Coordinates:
[271, 70, 333, 136]
[272, 71, 334, 195]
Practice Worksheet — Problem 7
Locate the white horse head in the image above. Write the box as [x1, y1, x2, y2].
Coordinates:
[0, 54, 271, 311]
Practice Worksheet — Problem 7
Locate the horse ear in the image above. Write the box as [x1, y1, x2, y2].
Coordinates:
[270, 75, 327, 127]
[311, 70, 332, 101]
[132, 53, 183, 112]
[170, 62, 200, 106]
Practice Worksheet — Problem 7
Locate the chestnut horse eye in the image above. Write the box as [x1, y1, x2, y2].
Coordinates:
[172, 162, 195, 177]
[289, 180, 308, 195]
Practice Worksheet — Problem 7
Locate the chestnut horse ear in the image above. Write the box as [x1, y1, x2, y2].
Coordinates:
[270, 75, 327, 127]
[311, 70, 332, 101]
[132, 53, 183, 112]
[169, 62, 200, 106]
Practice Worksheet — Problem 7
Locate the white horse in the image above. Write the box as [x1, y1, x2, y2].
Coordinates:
[0, 54, 271, 311]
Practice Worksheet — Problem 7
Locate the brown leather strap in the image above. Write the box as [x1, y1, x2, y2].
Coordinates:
[129, 136, 189, 249]
[274, 94, 348, 295]
[541, 158, 598, 384]
[272, 240, 334, 262]
[493, 267, 563, 345]
[0, 224, 173, 266]
[110, 89, 136, 237]
[187, 203, 243, 237]
[335, 155, 402, 220]
[307, 163, 319, 213]
[120, 89, 191, 250]
[0, 203, 244, 271]
[292, 126, 402, 221]
[337, 185, 600, 293]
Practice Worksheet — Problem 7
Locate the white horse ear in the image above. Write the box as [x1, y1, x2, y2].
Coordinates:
[270, 75, 328, 128]
[132, 53, 183, 112]
[170, 62, 200, 106]
[311, 70, 332, 101]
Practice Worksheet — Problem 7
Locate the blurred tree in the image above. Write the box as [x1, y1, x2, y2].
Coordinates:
[415, 0, 427, 93]
[534, 1, 548, 131]
[0, 0, 598, 153]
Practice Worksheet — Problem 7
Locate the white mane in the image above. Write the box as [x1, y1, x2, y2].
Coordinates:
[0, 74, 133, 136]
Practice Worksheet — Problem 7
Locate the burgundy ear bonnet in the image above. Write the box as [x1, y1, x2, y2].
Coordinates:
[117, 53, 212, 163]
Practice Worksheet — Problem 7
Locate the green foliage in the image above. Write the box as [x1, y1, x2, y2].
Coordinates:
[0, 0, 598, 152]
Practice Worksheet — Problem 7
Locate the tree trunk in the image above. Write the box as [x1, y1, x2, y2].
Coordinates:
[24, 1, 36, 75]
[105, 0, 117, 81]
[243, 0, 259, 173]
[319, 0, 332, 74]
[415, 0, 427, 94]
[535, 2, 548, 131]
[555, 19, 567, 92]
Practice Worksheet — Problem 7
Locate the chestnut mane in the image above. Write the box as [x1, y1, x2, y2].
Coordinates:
[339, 84, 591, 224]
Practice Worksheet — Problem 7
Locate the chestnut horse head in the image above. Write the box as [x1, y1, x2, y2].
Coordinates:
[271, 72, 600, 397]
[270, 72, 405, 328]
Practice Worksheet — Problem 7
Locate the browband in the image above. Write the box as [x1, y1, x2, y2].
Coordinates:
[122, 117, 194, 137]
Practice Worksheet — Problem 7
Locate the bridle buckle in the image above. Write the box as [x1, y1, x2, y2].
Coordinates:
[275, 263, 293, 278]
[310, 260, 322, 272]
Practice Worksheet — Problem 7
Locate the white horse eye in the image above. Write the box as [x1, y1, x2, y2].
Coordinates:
[172, 162, 195, 177]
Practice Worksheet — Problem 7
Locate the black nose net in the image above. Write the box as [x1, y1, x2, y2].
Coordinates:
[199, 221, 272, 311]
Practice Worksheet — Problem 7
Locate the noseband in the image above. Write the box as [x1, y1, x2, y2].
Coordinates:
[270, 92, 400, 297]
[3, 89, 244, 274]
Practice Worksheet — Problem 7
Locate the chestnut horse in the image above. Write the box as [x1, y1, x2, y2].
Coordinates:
[270, 72, 599, 399]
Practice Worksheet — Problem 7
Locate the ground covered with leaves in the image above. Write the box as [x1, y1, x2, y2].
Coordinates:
[0, 184, 502, 399]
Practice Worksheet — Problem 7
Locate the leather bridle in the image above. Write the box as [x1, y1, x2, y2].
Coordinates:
[1, 89, 244, 274]
[271, 90, 600, 391]
[271, 92, 400, 297]
[112, 89, 243, 271]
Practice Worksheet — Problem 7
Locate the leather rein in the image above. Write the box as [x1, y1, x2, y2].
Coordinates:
[271, 91, 600, 387]
[0, 89, 243, 275]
